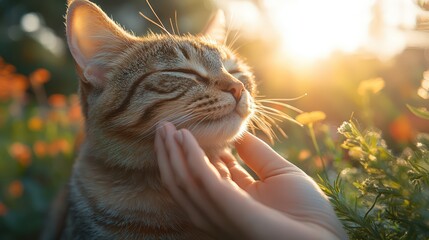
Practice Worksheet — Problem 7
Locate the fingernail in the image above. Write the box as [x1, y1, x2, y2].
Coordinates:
[174, 130, 184, 144]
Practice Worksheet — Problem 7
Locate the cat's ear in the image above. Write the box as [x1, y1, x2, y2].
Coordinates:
[66, 0, 135, 87]
[202, 10, 227, 44]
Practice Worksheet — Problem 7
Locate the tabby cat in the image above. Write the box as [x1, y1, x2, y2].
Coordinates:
[57, 0, 258, 239]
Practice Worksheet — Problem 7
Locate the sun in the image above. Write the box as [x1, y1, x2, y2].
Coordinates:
[222, 0, 420, 62]
[266, 0, 374, 61]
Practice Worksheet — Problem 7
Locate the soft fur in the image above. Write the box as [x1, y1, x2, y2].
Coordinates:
[53, 0, 257, 239]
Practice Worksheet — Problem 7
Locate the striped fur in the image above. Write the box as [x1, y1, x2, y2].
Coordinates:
[59, 1, 256, 239]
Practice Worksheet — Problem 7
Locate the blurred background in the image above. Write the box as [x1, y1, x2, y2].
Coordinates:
[1, 0, 429, 239]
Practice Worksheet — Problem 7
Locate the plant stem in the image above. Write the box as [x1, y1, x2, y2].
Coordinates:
[308, 123, 327, 175]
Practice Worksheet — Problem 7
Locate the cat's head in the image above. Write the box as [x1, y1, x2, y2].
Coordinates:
[66, 0, 256, 164]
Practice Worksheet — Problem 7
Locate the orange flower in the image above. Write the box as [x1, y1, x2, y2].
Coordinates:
[68, 103, 82, 122]
[68, 94, 83, 121]
[49, 139, 71, 156]
[56, 139, 71, 154]
[30, 68, 50, 85]
[298, 149, 311, 161]
[389, 115, 414, 143]
[28, 116, 44, 131]
[0, 77, 10, 100]
[8, 180, 24, 198]
[9, 142, 32, 167]
[314, 156, 324, 169]
[0, 202, 7, 216]
[49, 94, 67, 108]
[33, 141, 48, 158]
[0, 62, 16, 75]
[10, 74, 28, 97]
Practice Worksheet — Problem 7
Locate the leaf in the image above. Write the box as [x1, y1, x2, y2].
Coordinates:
[407, 104, 429, 120]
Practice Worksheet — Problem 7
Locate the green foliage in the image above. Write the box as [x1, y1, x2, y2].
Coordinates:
[407, 105, 429, 120]
[0, 60, 80, 239]
[318, 121, 429, 240]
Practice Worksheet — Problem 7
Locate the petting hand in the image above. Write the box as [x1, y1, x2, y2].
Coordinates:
[154, 122, 348, 240]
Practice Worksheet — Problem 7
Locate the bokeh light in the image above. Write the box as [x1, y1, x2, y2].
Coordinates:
[20, 13, 41, 33]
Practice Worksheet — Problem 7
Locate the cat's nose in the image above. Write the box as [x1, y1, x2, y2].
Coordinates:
[223, 81, 244, 102]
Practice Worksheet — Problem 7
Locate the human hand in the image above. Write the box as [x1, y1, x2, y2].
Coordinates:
[155, 122, 347, 240]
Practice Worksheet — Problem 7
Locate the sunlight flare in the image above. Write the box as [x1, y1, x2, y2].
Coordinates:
[222, 0, 420, 61]
[266, 0, 374, 61]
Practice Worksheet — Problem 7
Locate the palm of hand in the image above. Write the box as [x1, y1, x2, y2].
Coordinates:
[218, 152, 330, 220]
[155, 123, 347, 240]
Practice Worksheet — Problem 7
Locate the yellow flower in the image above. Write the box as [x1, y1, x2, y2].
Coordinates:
[357, 77, 385, 95]
[28, 116, 43, 131]
[348, 147, 364, 159]
[295, 111, 326, 125]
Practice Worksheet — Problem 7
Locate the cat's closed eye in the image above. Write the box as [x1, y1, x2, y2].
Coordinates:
[163, 69, 210, 83]
[58, 1, 295, 240]
[228, 69, 241, 74]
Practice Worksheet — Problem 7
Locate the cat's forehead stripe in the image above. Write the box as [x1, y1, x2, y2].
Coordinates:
[178, 45, 190, 60]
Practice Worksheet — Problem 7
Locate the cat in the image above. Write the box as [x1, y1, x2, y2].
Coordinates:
[51, 0, 260, 239]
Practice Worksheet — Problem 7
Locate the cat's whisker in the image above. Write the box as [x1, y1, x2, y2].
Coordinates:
[249, 95, 306, 141]
[257, 94, 307, 101]
[247, 121, 256, 135]
[228, 30, 241, 51]
[186, 113, 210, 132]
[251, 114, 275, 142]
[254, 105, 286, 121]
[169, 18, 176, 35]
[255, 103, 297, 120]
[255, 105, 298, 123]
[255, 110, 288, 138]
[174, 11, 180, 35]
[247, 96, 305, 140]
[170, 113, 200, 128]
[224, 13, 235, 46]
[146, 0, 170, 35]
[161, 109, 195, 125]
[137, 110, 197, 141]
[139, 12, 171, 36]
[256, 99, 304, 113]
[65, 0, 276, 237]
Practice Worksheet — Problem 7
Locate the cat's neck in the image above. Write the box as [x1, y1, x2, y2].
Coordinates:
[79, 133, 226, 172]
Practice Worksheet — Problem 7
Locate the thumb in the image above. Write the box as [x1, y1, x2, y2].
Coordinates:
[235, 132, 301, 180]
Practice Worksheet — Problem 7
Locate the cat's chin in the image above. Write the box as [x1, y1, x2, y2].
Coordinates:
[189, 112, 248, 151]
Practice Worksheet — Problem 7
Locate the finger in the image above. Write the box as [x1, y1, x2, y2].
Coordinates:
[235, 132, 301, 180]
[176, 129, 222, 181]
[209, 156, 231, 179]
[175, 130, 240, 235]
[165, 128, 230, 234]
[218, 151, 254, 190]
[154, 124, 174, 186]
[162, 123, 190, 184]
[155, 123, 214, 233]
